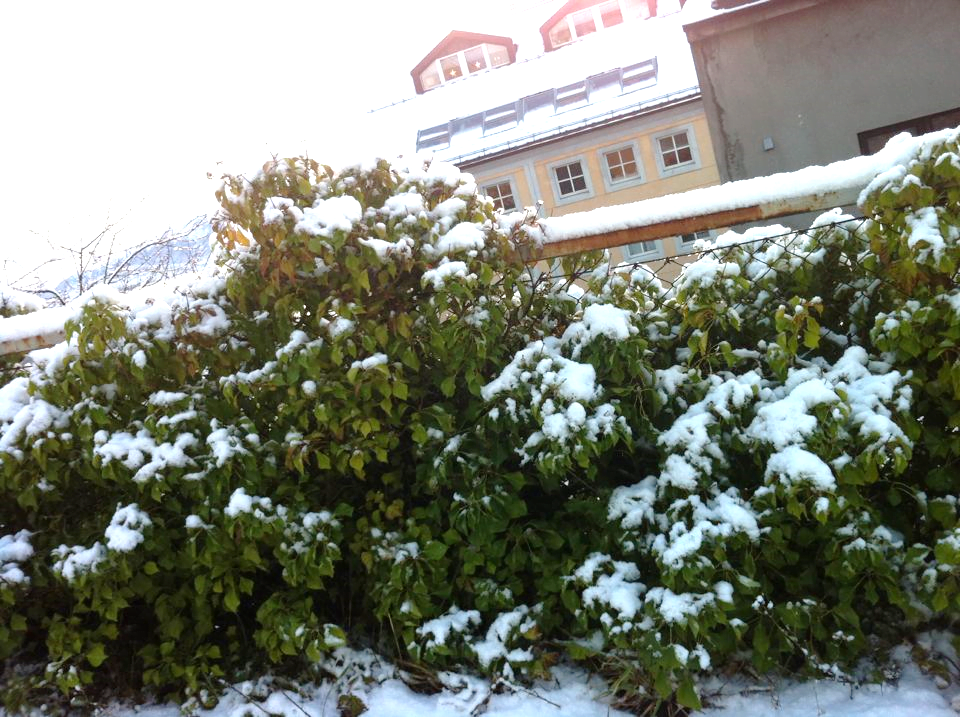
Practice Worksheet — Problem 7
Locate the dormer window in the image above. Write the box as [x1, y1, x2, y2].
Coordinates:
[420, 43, 511, 91]
[542, 0, 655, 51]
[411, 32, 518, 94]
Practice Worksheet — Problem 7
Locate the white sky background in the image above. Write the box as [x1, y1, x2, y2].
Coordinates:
[0, 0, 549, 286]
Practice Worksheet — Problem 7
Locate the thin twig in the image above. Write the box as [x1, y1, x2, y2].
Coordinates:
[279, 688, 315, 717]
[220, 680, 277, 716]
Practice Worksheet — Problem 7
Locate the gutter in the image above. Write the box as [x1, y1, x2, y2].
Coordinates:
[449, 87, 702, 169]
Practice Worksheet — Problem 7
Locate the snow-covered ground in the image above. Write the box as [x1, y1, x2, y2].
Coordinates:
[87, 652, 956, 717]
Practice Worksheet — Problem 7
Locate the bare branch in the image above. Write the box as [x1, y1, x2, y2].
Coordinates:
[12, 213, 211, 307]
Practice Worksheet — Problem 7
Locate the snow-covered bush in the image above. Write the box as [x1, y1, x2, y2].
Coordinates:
[1, 128, 959, 713]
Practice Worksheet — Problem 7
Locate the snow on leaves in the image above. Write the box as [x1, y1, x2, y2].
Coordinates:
[2, 131, 960, 709]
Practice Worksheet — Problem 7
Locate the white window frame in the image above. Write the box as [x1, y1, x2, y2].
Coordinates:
[481, 178, 519, 212]
[421, 43, 510, 90]
[652, 124, 702, 177]
[621, 239, 663, 262]
[550, 0, 628, 48]
[597, 140, 644, 192]
[548, 157, 594, 205]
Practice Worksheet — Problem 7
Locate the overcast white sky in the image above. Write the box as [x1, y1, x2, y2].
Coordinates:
[0, 0, 549, 284]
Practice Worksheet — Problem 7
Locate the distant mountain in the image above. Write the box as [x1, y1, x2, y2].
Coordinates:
[51, 216, 214, 301]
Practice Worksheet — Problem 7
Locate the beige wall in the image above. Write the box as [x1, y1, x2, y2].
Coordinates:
[529, 114, 718, 215]
[467, 100, 720, 272]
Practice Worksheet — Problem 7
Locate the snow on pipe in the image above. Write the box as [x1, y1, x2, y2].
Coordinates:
[0, 128, 953, 358]
[0, 306, 74, 358]
[520, 187, 852, 260]
[519, 128, 955, 259]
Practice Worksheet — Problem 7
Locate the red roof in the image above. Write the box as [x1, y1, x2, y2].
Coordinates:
[410, 30, 518, 94]
[540, 0, 659, 51]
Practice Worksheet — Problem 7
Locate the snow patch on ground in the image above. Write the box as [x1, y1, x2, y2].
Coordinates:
[82, 653, 957, 717]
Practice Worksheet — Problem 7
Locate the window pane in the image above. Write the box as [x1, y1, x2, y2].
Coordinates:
[420, 66, 441, 90]
[659, 131, 693, 168]
[605, 147, 639, 182]
[484, 181, 516, 211]
[681, 230, 710, 245]
[572, 10, 596, 37]
[555, 161, 586, 196]
[623, 0, 651, 20]
[440, 54, 462, 80]
[627, 240, 657, 257]
[464, 46, 487, 74]
[600, 1, 623, 28]
[549, 22, 572, 47]
[487, 44, 510, 67]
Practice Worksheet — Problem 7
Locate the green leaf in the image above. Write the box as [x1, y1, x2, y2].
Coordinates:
[834, 602, 861, 629]
[676, 675, 702, 710]
[753, 622, 770, 657]
[87, 643, 107, 668]
[349, 452, 365, 473]
[440, 376, 456, 398]
[422, 541, 448, 561]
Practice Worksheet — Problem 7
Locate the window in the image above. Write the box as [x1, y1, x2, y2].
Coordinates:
[859, 107, 960, 155]
[623, 240, 660, 261]
[545, 0, 650, 50]
[600, 1, 624, 27]
[679, 230, 712, 249]
[483, 180, 517, 211]
[553, 161, 588, 197]
[418, 43, 511, 91]
[548, 156, 595, 204]
[420, 67, 441, 91]
[463, 46, 487, 73]
[604, 146, 640, 183]
[598, 141, 644, 191]
[652, 125, 701, 176]
[440, 54, 463, 81]
[571, 9, 598, 37]
[658, 131, 693, 168]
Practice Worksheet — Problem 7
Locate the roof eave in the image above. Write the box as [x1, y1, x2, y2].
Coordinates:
[454, 89, 702, 170]
[682, 0, 826, 43]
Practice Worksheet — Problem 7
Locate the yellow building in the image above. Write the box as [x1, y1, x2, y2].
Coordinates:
[368, 0, 717, 267]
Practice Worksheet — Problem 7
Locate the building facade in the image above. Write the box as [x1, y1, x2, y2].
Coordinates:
[683, 0, 960, 183]
[368, 0, 720, 266]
